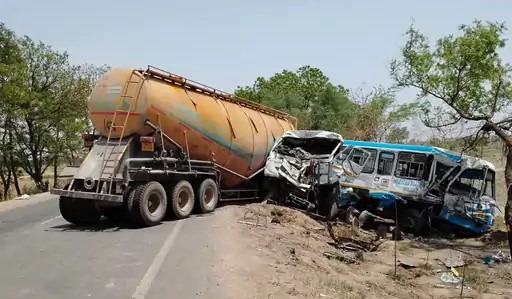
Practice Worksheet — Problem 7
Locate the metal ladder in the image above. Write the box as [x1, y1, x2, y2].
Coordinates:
[96, 70, 146, 194]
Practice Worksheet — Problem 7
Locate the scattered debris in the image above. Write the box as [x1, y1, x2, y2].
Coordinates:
[323, 251, 358, 264]
[483, 250, 511, 265]
[14, 194, 30, 200]
[441, 255, 466, 268]
[439, 272, 463, 284]
[398, 259, 418, 269]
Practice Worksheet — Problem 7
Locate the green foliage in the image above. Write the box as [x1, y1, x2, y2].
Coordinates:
[390, 19, 512, 185]
[386, 127, 410, 144]
[235, 66, 415, 140]
[390, 20, 512, 132]
[0, 22, 108, 194]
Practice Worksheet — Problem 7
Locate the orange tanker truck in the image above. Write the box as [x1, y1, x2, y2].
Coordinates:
[50, 65, 296, 227]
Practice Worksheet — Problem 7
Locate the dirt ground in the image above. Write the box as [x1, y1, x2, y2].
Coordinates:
[216, 203, 512, 299]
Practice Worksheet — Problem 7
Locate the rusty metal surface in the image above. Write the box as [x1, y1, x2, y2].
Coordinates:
[88, 66, 296, 187]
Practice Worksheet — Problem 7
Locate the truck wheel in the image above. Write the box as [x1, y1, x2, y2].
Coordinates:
[129, 181, 168, 227]
[170, 180, 195, 219]
[100, 207, 126, 223]
[59, 197, 102, 226]
[197, 178, 219, 213]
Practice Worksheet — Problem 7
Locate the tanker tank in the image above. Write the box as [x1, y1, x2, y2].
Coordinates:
[88, 66, 296, 188]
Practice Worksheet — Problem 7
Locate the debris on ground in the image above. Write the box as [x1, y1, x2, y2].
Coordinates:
[231, 203, 512, 298]
[483, 250, 511, 265]
[439, 272, 462, 284]
[440, 255, 466, 268]
[14, 194, 30, 200]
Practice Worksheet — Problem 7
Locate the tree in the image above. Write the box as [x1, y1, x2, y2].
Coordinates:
[235, 66, 416, 140]
[0, 22, 109, 194]
[348, 86, 417, 141]
[390, 20, 512, 251]
[386, 127, 410, 143]
[0, 23, 24, 199]
[235, 65, 336, 129]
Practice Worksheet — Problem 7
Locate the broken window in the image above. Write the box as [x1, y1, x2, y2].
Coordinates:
[448, 168, 486, 200]
[377, 152, 395, 175]
[359, 148, 377, 173]
[277, 137, 340, 157]
[394, 152, 427, 180]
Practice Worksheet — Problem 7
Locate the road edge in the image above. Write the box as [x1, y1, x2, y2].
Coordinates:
[0, 192, 57, 213]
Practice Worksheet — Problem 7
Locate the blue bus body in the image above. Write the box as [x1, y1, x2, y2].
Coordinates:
[335, 140, 498, 236]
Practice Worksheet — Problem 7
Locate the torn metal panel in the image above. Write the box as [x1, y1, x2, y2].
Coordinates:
[264, 130, 344, 182]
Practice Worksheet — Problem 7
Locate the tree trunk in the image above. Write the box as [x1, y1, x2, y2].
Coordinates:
[53, 157, 58, 188]
[11, 164, 21, 196]
[504, 146, 512, 255]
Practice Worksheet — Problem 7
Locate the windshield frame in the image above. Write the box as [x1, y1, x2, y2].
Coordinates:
[446, 166, 495, 201]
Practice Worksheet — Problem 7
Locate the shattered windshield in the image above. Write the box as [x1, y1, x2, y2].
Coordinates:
[448, 168, 494, 200]
[275, 137, 341, 158]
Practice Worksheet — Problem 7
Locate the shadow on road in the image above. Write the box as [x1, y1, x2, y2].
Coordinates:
[45, 218, 153, 232]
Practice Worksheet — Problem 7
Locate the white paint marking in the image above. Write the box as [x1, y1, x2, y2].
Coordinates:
[40, 216, 62, 225]
[131, 220, 184, 299]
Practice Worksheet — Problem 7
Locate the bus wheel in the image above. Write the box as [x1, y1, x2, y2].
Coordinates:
[197, 178, 219, 214]
[401, 208, 428, 237]
[170, 180, 195, 219]
[129, 181, 168, 227]
[59, 197, 102, 226]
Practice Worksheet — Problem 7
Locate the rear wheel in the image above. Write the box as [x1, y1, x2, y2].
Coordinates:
[170, 180, 195, 219]
[59, 197, 102, 226]
[128, 181, 168, 227]
[100, 207, 126, 223]
[197, 179, 219, 214]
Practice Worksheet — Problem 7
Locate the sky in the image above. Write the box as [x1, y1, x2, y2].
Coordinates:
[1, 0, 511, 139]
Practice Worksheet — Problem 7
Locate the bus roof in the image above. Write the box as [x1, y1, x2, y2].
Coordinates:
[342, 140, 463, 162]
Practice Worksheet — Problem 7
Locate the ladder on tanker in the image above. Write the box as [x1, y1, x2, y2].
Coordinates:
[96, 70, 146, 194]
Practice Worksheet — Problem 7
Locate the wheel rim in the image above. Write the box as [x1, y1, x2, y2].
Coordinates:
[203, 186, 215, 205]
[148, 193, 160, 215]
[178, 189, 191, 211]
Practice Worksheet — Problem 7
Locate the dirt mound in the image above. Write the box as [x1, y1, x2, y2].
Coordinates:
[230, 203, 512, 299]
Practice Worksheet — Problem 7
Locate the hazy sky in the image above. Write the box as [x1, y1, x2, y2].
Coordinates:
[1, 0, 511, 139]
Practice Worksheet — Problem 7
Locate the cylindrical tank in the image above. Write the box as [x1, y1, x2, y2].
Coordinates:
[88, 66, 296, 187]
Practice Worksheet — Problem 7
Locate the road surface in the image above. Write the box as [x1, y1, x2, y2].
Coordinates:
[0, 194, 245, 299]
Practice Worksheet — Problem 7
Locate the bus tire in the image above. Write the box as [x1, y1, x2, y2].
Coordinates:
[59, 197, 102, 226]
[170, 180, 195, 219]
[197, 178, 219, 214]
[129, 181, 168, 227]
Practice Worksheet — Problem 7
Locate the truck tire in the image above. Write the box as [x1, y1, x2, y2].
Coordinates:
[129, 181, 168, 227]
[59, 197, 102, 226]
[170, 180, 195, 219]
[100, 207, 126, 223]
[197, 178, 219, 213]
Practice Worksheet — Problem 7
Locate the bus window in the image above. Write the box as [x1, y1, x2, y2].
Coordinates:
[394, 152, 427, 180]
[361, 148, 377, 173]
[484, 170, 495, 198]
[377, 152, 395, 175]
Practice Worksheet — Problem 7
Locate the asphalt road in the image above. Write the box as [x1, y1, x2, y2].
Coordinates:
[0, 194, 231, 299]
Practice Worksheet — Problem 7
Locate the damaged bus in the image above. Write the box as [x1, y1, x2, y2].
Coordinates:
[336, 140, 498, 237]
[263, 130, 370, 219]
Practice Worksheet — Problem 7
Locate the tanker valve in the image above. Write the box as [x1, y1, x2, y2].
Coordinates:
[140, 136, 155, 152]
